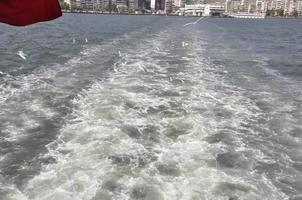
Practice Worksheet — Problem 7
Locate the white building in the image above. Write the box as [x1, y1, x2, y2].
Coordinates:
[64, 0, 76, 8]
[151, 0, 156, 10]
[240, 0, 249, 11]
[298, 0, 302, 13]
[204, 4, 225, 16]
[173, 0, 182, 7]
[275, 0, 284, 9]
[180, 4, 224, 16]
[256, 0, 266, 13]
[289, 0, 298, 13]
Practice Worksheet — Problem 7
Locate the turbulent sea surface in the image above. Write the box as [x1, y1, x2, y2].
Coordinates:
[0, 15, 302, 200]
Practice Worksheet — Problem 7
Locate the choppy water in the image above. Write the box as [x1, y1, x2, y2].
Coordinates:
[1, 15, 302, 200]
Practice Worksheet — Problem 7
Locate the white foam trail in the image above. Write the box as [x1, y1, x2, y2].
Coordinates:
[85, 38, 88, 43]
[0, 177, 28, 200]
[9, 28, 289, 200]
[72, 38, 76, 44]
[118, 50, 122, 57]
[22, 31, 286, 200]
[0, 41, 116, 142]
[183, 22, 195, 27]
[17, 51, 27, 60]
[183, 17, 204, 27]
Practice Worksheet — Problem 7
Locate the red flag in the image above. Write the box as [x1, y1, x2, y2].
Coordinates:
[0, 0, 62, 26]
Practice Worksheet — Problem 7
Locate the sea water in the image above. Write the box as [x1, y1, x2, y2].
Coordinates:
[0, 15, 302, 200]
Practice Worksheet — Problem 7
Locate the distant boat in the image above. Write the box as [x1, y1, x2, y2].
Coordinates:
[228, 13, 266, 19]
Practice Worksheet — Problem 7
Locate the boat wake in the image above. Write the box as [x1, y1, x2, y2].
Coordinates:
[21, 27, 286, 200]
[183, 17, 204, 27]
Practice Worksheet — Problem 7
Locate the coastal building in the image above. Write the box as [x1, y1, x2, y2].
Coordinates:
[92, 0, 101, 10]
[225, 0, 232, 12]
[266, 0, 274, 10]
[64, 0, 72, 6]
[240, 0, 249, 11]
[173, 0, 183, 7]
[116, 0, 128, 7]
[204, 4, 225, 15]
[264, 0, 302, 15]
[233, 0, 241, 11]
[64, 0, 77, 8]
[128, 0, 137, 11]
[255, 0, 266, 13]
[78, 0, 93, 10]
[64, 0, 139, 11]
[186, 0, 206, 4]
[288, 0, 298, 13]
[181, 4, 204, 15]
[100, 0, 110, 10]
[136, 0, 149, 10]
[63, 0, 302, 15]
[226, 0, 264, 14]
[158, 0, 167, 10]
[226, 0, 251, 12]
[284, 0, 289, 13]
[77, 0, 110, 11]
[151, 0, 166, 10]
[151, 0, 155, 9]
[165, 0, 173, 12]
[298, 0, 302, 13]
[275, 0, 284, 9]
[74, 0, 81, 7]
[180, 3, 224, 15]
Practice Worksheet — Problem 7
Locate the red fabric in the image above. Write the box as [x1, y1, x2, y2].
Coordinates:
[0, 0, 62, 26]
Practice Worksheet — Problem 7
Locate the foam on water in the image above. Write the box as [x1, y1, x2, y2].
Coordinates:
[0, 34, 142, 199]
[0, 178, 27, 200]
[20, 29, 288, 200]
[0, 34, 127, 142]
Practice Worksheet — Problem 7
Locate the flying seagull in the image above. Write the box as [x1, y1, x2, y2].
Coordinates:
[17, 51, 27, 60]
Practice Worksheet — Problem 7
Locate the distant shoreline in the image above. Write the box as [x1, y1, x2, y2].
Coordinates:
[61, 11, 226, 18]
[62, 11, 302, 19]
[62, 10, 175, 17]
[62, 11, 222, 18]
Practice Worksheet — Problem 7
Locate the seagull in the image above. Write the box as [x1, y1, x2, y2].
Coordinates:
[182, 42, 189, 47]
[85, 38, 88, 43]
[17, 51, 27, 60]
[118, 51, 122, 57]
[72, 38, 76, 44]
[183, 17, 204, 27]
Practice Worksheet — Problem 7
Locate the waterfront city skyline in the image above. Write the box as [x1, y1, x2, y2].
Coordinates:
[61, 0, 302, 16]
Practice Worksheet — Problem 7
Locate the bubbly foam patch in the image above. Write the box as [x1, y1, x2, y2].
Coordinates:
[21, 28, 288, 200]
